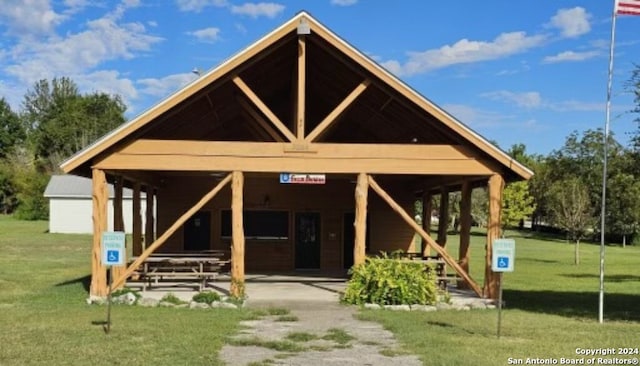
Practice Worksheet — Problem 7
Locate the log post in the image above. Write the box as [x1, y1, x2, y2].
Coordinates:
[458, 181, 472, 289]
[354, 172, 368, 267]
[132, 182, 143, 256]
[296, 34, 306, 140]
[111, 176, 125, 290]
[230, 171, 245, 298]
[145, 187, 155, 247]
[485, 174, 504, 299]
[368, 176, 482, 296]
[90, 169, 108, 297]
[437, 187, 449, 249]
[421, 192, 433, 257]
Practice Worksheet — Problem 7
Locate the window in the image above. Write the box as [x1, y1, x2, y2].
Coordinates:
[221, 210, 289, 240]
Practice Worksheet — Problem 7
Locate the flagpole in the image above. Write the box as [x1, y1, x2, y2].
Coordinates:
[599, 1, 619, 324]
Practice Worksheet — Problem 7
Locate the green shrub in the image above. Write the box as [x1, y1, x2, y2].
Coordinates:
[192, 291, 221, 304]
[342, 254, 437, 306]
[160, 293, 186, 305]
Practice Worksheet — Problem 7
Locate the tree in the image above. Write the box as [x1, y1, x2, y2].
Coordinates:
[0, 98, 24, 158]
[547, 178, 594, 265]
[22, 77, 126, 165]
[501, 181, 535, 233]
[606, 173, 640, 247]
[501, 144, 536, 233]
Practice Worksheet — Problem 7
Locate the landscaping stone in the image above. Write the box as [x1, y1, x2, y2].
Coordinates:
[159, 301, 175, 307]
[364, 303, 382, 310]
[113, 292, 137, 305]
[189, 301, 210, 309]
[384, 305, 411, 311]
[212, 301, 238, 309]
[139, 298, 159, 307]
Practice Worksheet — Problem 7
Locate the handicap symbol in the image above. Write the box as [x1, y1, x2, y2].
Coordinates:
[107, 250, 119, 262]
[497, 257, 509, 268]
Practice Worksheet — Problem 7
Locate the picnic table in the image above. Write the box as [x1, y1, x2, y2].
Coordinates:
[131, 251, 230, 291]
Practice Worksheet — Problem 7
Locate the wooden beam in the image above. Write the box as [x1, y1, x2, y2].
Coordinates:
[233, 76, 297, 142]
[296, 35, 306, 140]
[90, 169, 108, 297]
[230, 171, 245, 298]
[305, 80, 370, 142]
[484, 174, 504, 299]
[145, 187, 155, 247]
[437, 187, 449, 248]
[111, 176, 125, 290]
[458, 181, 472, 289]
[368, 175, 482, 297]
[97, 140, 496, 176]
[354, 172, 368, 267]
[421, 192, 433, 257]
[132, 182, 143, 256]
[237, 97, 285, 142]
[111, 174, 233, 290]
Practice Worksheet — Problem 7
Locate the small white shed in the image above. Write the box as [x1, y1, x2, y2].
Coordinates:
[44, 175, 149, 234]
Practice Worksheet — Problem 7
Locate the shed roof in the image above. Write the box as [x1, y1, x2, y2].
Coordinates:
[44, 175, 141, 199]
[60, 11, 532, 182]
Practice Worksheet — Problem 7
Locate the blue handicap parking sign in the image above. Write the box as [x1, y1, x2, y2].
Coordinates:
[497, 257, 509, 269]
[107, 250, 119, 263]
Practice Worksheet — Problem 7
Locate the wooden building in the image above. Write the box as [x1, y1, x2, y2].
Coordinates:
[60, 12, 532, 299]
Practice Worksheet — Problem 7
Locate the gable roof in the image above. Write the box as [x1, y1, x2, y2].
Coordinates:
[60, 11, 532, 181]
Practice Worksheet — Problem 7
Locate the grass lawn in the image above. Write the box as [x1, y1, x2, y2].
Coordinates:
[0, 216, 251, 366]
[360, 229, 640, 365]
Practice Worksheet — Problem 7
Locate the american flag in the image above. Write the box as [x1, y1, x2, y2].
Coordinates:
[617, 0, 640, 15]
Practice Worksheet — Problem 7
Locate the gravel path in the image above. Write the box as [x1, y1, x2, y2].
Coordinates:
[219, 300, 423, 366]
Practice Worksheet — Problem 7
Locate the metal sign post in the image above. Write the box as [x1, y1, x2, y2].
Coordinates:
[101, 232, 125, 334]
[492, 239, 515, 339]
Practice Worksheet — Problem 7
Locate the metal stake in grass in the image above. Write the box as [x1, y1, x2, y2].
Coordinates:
[105, 266, 113, 334]
[497, 272, 503, 339]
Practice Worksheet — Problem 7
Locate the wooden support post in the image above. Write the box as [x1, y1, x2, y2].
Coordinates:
[145, 187, 155, 247]
[354, 173, 368, 267]
[111, 174, 232, 290]
[458, 181, 472, 289]
[132, 182, 143, 256]
[296, 35, 306, 140]
[422, 192, 433, 257]
[230, 171, 245, 298]
[437, 187, 449, 248]
[368, 176, 482, 297]
[111, 176, 125, 290]
[90, 169, 108, 297]
[485, 174, 504, 299]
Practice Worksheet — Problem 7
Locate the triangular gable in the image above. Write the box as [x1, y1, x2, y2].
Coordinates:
[61, 11, 532, 180]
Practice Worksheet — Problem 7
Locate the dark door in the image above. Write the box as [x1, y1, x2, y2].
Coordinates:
[295, 212, 321, 269]
[184, 211, 211, 251]
[343, 212, 370, 270]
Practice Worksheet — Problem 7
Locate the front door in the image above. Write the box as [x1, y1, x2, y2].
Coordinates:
[295, 212, 321, 269]
[184, 211, 211, 251]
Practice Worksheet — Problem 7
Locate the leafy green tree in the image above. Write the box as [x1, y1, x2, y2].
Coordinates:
[502, 181, 535, 233]
[606, 173, 640, 247]
[547, 178, 594, 264]
[0, 98, 24, 158]
[22, 77, 126, 164]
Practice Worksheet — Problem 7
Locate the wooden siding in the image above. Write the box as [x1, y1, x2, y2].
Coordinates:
[156, 174, 416, 271]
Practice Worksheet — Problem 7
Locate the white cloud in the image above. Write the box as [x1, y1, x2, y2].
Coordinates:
[176, 0, 228, 12]
[482, 91, 543, 109]
[441, 103, 512, 128]
[0, 0, 65, 38]
[137, 73, 197, 98]
[548, 7, 591, 38]
[230, 2, 285, 19]
[551, 100, 604, 112]
[331, 0, 358, 6]
[188, 27, 222, 43]
[382, 32, 546, 77]
[542, 50, 600, 63]
[77, 70, 138, 101]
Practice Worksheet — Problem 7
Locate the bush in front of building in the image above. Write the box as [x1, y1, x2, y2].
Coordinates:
[342, 253, 438, 306]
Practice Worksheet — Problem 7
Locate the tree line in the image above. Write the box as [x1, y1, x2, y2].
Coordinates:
[1, 72, 639, 250]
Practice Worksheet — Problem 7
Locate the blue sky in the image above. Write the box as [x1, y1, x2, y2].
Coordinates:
[1, 0, 639, 155]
